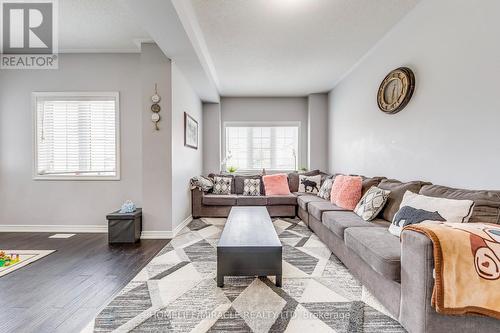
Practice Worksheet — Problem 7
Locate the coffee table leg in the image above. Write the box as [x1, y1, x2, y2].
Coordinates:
[276, 274, 282, 287]
[217, 273, 224, 287]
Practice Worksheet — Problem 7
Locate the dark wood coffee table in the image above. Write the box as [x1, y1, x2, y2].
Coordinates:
[217, 206, 282, 287]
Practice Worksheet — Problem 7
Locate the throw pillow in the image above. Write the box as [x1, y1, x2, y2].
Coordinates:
[354, 186, 391, 221]
[189, 176, 213, 192]
[389, 206, 446, 237]
[398, 191, 475, 223]
[212, 176, 232, 195]
[376, 179, 430, 222]
[288, 170, 321, 193]
[243, 179, 261, 196]
[263, 173, 291, 195]
[317, 178, 334, 200]
[298, 175, 321, 194]
[330, 175, 363, 210]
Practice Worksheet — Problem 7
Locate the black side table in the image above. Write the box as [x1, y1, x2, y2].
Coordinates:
[106, 208, 142, 244]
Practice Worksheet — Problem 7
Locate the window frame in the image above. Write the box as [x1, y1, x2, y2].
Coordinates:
[222, 121, 302, 173]
[32, 91, 121, 181]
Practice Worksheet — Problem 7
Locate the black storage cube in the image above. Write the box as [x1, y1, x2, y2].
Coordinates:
[107, 208, 142, 243]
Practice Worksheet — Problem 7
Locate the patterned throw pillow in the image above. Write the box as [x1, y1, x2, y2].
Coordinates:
[298, 175, 321, 194]
[213, 176, 232, 195]
[317, 178, 334, 200]
[243, 179, 261, 196]
[354, 186, 391, 221]
[388, 190, 475, 237]
[389, 206, 445, 237]
[190, 176, 213, 192]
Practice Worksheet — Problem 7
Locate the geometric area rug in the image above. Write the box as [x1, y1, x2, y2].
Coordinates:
[0, 249, 55, 277]
[85, 217, 406, 332]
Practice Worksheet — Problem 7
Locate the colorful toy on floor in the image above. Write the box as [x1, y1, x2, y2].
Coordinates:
[0, 251, 20, 267]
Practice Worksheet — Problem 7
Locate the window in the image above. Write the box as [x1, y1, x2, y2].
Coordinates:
[33, 92, 120, 180]
[224, 123, 299, 171]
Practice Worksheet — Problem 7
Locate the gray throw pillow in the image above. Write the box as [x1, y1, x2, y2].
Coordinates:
[317, 178, 334, 200]
[354, 186, 391, 221]
[213, 176, 232, 195]
[243, 179, 261, 196]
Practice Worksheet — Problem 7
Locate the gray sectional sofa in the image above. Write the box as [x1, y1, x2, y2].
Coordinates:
[192, 173, 300, 218]
[191, 171, 500, 333]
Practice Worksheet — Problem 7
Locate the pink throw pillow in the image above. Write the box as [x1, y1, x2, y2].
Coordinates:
[263, 174, 291, 195]
[330, 175, 347, 204]
[330, 175, 362, 210]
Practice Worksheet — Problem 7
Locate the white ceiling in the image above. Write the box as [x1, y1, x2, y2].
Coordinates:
[191, 0, 421, 96]
[58, 0, 150, 52]
[55, 0, 421, 99]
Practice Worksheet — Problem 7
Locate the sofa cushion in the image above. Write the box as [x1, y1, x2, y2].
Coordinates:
[236, 195, 267, 206]
[297, 195, 326, 211]
[235, 175, 264, 195]
[361, 176, 386, 196]
[377, 179, 431, 222]
[292, 192, 310, 196]
[308, 201, 349, 221]
[345, 227, 401, 281]
[267, 194, 297, 205]
[203, 194, 238, 206]
[419, 185, 500, 224]
[322, 211, 389, 239]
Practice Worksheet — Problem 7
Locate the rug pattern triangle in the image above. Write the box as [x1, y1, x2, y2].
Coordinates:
[89, 217, 405, 333]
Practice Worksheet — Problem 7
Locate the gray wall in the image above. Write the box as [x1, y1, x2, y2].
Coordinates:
[140, 44, 173, 232]
[171, 62, 203, 231]
[0, 54, 143, 227]
[220, 97, 308, 170]
[308, 94, 328, 171]
[328, 0, 500, 189]
[202, 103, 221, 174]
[0, 45, 203, 233]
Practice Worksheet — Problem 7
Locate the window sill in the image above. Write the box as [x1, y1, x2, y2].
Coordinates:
[33, 175, 120, 181]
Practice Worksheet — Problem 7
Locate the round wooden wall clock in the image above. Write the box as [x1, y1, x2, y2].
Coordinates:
[377, 67, 415, 114]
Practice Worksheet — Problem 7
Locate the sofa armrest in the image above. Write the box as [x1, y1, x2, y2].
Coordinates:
[400, 230, 434, 333]
[400, 230, 500, 333]
[191, 189, 205, 218]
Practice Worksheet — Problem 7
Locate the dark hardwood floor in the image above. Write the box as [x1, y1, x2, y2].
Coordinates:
[0, 233, 169, 333]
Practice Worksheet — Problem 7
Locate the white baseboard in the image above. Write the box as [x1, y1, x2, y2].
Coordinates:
[0, 216, 194, 239]
[140, 215, 193, 239]
[0, 224, 107, 233]
[140, 231, 173, 239]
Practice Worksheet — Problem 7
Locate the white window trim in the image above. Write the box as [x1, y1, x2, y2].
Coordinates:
[222, 121, 302, 173]
[32, 91, 121, 181]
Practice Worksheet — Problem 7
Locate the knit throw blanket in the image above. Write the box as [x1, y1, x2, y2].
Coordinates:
[405, 222, 500, 319]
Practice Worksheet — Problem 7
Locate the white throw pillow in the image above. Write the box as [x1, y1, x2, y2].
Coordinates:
[298, 175, 321, 194]
[398, 191, 474, 223]
[212, 176, 232, 195]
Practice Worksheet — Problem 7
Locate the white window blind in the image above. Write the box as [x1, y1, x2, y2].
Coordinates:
[34, 92, 119, 179]
[225, 125, 299, 171]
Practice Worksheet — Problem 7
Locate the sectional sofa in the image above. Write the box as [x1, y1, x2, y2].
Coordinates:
[191, 171, 500, 333]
